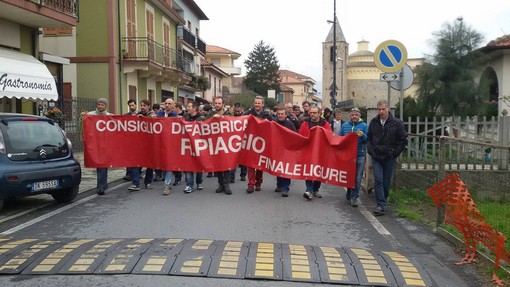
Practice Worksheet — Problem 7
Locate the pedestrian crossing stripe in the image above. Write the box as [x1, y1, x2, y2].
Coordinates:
[0, 237, 432, 286]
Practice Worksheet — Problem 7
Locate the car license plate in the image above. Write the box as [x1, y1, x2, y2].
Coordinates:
[32, 180, 59, 191]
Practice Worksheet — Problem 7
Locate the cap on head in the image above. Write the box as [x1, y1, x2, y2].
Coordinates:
[350, 107, 360, 114]
[97, 98, 108, 105]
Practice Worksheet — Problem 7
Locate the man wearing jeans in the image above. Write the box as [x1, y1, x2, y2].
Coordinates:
[157, 98, 177, 195]
[85, 98, 111, 195]
[340, 107, 368, 207]
[298, 106, 332, 200]
[183, 101, 205, 193]
[367, 100, 407, 216]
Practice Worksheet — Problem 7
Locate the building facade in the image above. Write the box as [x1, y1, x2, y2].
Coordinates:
[205, 45, 242, 95]
[40, 0, 208, 115]
[279, 69, 317, 106]
[0, 0, 78, 114]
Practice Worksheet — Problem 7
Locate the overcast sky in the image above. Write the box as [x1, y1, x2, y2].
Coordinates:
[194, 0, 510, 95]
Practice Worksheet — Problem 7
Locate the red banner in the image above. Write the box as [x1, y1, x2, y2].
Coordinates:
[83, 115, 357, 187]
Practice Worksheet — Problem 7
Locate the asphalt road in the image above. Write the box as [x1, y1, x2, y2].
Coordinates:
[0, 173, 490, 286]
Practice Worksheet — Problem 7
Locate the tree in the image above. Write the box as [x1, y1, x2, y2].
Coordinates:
[244, 41, 281, 97]
[415, 18, 489, 117]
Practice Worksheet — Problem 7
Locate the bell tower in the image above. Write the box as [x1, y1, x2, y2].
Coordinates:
[322, 17, 348, 109]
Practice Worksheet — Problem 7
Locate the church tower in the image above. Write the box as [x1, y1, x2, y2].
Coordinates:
[322, 17, 348, 109]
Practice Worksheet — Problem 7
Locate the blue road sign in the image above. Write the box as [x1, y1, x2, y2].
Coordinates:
[374, 40, 407, 73]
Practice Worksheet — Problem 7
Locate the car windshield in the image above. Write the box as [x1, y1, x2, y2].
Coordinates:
[3, 120, 66, 151]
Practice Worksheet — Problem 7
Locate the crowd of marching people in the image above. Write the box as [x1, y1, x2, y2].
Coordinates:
[85, 95, 406, 216]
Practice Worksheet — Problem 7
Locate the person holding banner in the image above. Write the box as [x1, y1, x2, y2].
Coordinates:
[340, 107, 368, 207]
[183, 101, 205, 193]
[128, 99, 157, 192]
[157, 98, 178, 195]
[285, 102, 301, 130]
[207, 97, 234, 195]
[274, 107, 297, 197]
[367, 100, 407, 216]
[298, 101, 311, 124]
[123, 99, 138, 182]
[85, 98, 111, 195]
[299, 106, 332, 200]
[229, 103, 247, 183]
[244, 96, 274, 193]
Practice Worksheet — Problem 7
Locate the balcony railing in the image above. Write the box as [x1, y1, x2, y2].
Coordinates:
[122, 37, 193, 74]
[177, 26, 195, 49]
[177, 25, 207, 54]
[41, 0, 79, 18]
[196, 36, 206, 55]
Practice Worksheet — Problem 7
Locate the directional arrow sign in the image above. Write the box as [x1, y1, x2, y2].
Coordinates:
[380, 73, 400, 82]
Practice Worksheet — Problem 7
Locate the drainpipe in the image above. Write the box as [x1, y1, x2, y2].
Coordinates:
[117, 0, 123, 114]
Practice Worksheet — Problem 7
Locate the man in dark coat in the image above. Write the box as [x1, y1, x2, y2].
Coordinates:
[367, 100, 407, 216]
[274, 107, 297, 197]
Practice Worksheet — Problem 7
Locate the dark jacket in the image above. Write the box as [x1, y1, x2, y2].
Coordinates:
[186, 113, 205, 122]
[206, 108, 232, 119]
[244, 107, 274, 121]
[276, 118, 297, 132]
[367, 113, 407, 162]
[286, 112, 301, 130]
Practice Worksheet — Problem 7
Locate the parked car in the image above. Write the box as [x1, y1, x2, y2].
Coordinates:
[0, 113, 81, 211]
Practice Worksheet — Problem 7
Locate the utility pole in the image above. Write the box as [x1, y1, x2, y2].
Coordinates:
[330, 0, 337, 109]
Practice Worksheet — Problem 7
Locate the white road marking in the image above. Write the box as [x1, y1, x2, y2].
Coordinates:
[359, 202, 402, 248]
[0, 195, 98, 236]
[0, 203, 53, 224]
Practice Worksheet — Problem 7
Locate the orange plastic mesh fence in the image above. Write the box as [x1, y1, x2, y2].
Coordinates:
[427, 173, 509, 286]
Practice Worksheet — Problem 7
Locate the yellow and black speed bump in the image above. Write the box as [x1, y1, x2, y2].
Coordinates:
[382, 251, 428, 287]
[58, 239, 125, 274]
[346, 247, 396, 286]
[314, 246, 358, 284]
[0, 239, 62, 274]
[0, 238, 39, 257]
[170, 239, 216, 277]
[23, 239, 96, 274]
[281, 244, 320, 282]
[208, 240, 249, 278]
[245, 242, 283, 280]
[132, 238, 185, 275]
[96, 238, 154, 274]
[0, 237, 433, 286]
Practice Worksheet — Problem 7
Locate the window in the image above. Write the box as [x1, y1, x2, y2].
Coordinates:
[278, 93, 284, 103]
[211, 58, 220, 66]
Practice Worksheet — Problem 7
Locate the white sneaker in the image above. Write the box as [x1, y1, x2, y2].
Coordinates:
[303, 191, 312, 200]
[197, 184, 203, 190]
[184, 186, 193, 193]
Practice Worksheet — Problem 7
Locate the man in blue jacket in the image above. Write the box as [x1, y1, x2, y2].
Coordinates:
[367, 100, 407, 216]
[340, 107, 368, 207]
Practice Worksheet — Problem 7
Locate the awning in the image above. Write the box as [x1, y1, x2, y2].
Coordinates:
[0, 48, 58, 101]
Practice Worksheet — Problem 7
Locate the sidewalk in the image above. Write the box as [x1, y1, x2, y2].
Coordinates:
[74, 152, 127, 193]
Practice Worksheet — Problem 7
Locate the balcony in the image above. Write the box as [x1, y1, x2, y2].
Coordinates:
[220, 66, 242, 76]
[177, 25, 207, 55]
[196, 37, 206, 55]
[177, 25, 195, 49]
[0, 0, 79, 27]
[122, 37, 193, 83]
